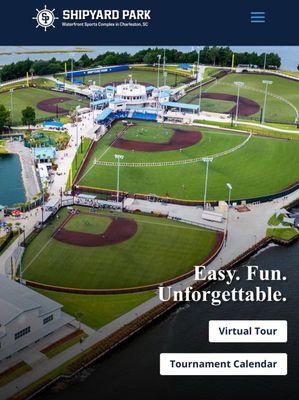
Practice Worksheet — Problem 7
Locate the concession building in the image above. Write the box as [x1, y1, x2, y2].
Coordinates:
[0, 276, 74, 361]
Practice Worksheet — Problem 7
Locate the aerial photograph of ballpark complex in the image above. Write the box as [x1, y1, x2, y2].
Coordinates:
[0, 46, 298, 398]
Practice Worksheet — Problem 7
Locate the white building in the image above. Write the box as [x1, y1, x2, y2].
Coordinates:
[0, 276, 74, 361]
[115, 77, 148, 105]
[91, 76, 171, 112]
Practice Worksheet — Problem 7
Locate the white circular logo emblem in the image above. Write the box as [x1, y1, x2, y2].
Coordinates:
[33, 5, 58, 31]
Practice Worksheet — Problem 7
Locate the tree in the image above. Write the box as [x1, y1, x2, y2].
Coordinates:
[21, 106, 36, 129]
[143, 53, 153, 65]
[0, 104, 11, 132]
[78, 53, 92, 68]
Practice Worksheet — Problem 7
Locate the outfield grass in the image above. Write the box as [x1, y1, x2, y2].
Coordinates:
[203, 67, 221, 80]
[22, 207, 218, 289]
[182, 72, 299, 123]
[78, 68, 190, 87]
[0, 87, 89, 125]
[0, 78, 56, 93]
[36, 289, 155, 329]
[193, 119, 299, 140]
[78, 120, 299, 201]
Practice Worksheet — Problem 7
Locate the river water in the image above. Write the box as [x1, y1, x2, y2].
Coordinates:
[40, 227, 299, 400]
[0, 153, 25, 207]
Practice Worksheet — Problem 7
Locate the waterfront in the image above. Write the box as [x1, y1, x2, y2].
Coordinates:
[0, 46, 298, 70]
[40, 237, 298, 400]
[0, 154, 25, 207]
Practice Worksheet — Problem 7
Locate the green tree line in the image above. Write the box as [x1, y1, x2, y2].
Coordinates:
[0, 104, 35, 130]
[0, 47, 281, 82]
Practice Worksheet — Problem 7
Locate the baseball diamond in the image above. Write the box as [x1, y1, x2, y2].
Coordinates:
[76, 120, 299, 202]
[22, 207, 222, 291]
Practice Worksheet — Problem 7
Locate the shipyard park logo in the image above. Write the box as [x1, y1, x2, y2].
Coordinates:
[32, 5, 59, 31]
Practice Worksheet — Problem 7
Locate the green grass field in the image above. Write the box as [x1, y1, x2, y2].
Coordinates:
[75, 69, 190, 87]
[181, 72, 299, 124]
[0, 87, 89, 125]
[36, 289, 155, 329]
[78, 120, 299, 201]
[66, 213, 111, 234]
[267, 227, 299, 241]
[22, 207, 218, 289]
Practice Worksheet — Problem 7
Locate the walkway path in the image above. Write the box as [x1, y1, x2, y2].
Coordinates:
[0, 188, 298, 399]
[0, 105, 298, 398]
[0, 111, 100, 276]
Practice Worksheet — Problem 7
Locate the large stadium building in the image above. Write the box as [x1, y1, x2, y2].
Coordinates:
[89, 76, 201, 129]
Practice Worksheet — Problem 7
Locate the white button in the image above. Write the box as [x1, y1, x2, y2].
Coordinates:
[160, 353, 287, 375]
[209, 320, 287, 343]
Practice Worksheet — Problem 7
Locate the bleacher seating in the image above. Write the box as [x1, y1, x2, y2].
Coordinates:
[97, 107, 158, 125]
[131, 112, 157, 120]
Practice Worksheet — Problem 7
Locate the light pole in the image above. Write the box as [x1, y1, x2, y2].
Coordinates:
[234, 81, 244, 122]
[197, 47, 203, 114]
[198, 82, 203, 114]
[197, 47, 200, 82]
[202, 157, 213, 209]
[115, 154, 124, 203]
[10, 89, 14, 124]
[71, 54, 74, 84]
[157, 54, 161, 89]
[163, 49, 167, 86]
[263, 53, 267, 70]
[225, 183, 232, 246]
[75, 105, 80, 169]
[226, 182, 232, 206]
[262, 80, 272, 124]
[41, 189, 45, 226]
[91, 91, 95, 127]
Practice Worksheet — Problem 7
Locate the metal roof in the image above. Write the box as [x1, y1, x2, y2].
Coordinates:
[0, 276, 62, 326]
[95, 107, 113, 122]
[158, 90, 170, 98]
[91, 98, 109, 106]
[161, 101, 199, 110]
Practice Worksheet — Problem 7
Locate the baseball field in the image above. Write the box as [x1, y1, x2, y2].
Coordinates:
[76, 120, 299, 202]
[181, 72, 299, 124]
[22, 207, 221, 290]
[78, 69, 191, 87]
[0, 87, 89, 124]
[35, 289, 155, 329]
